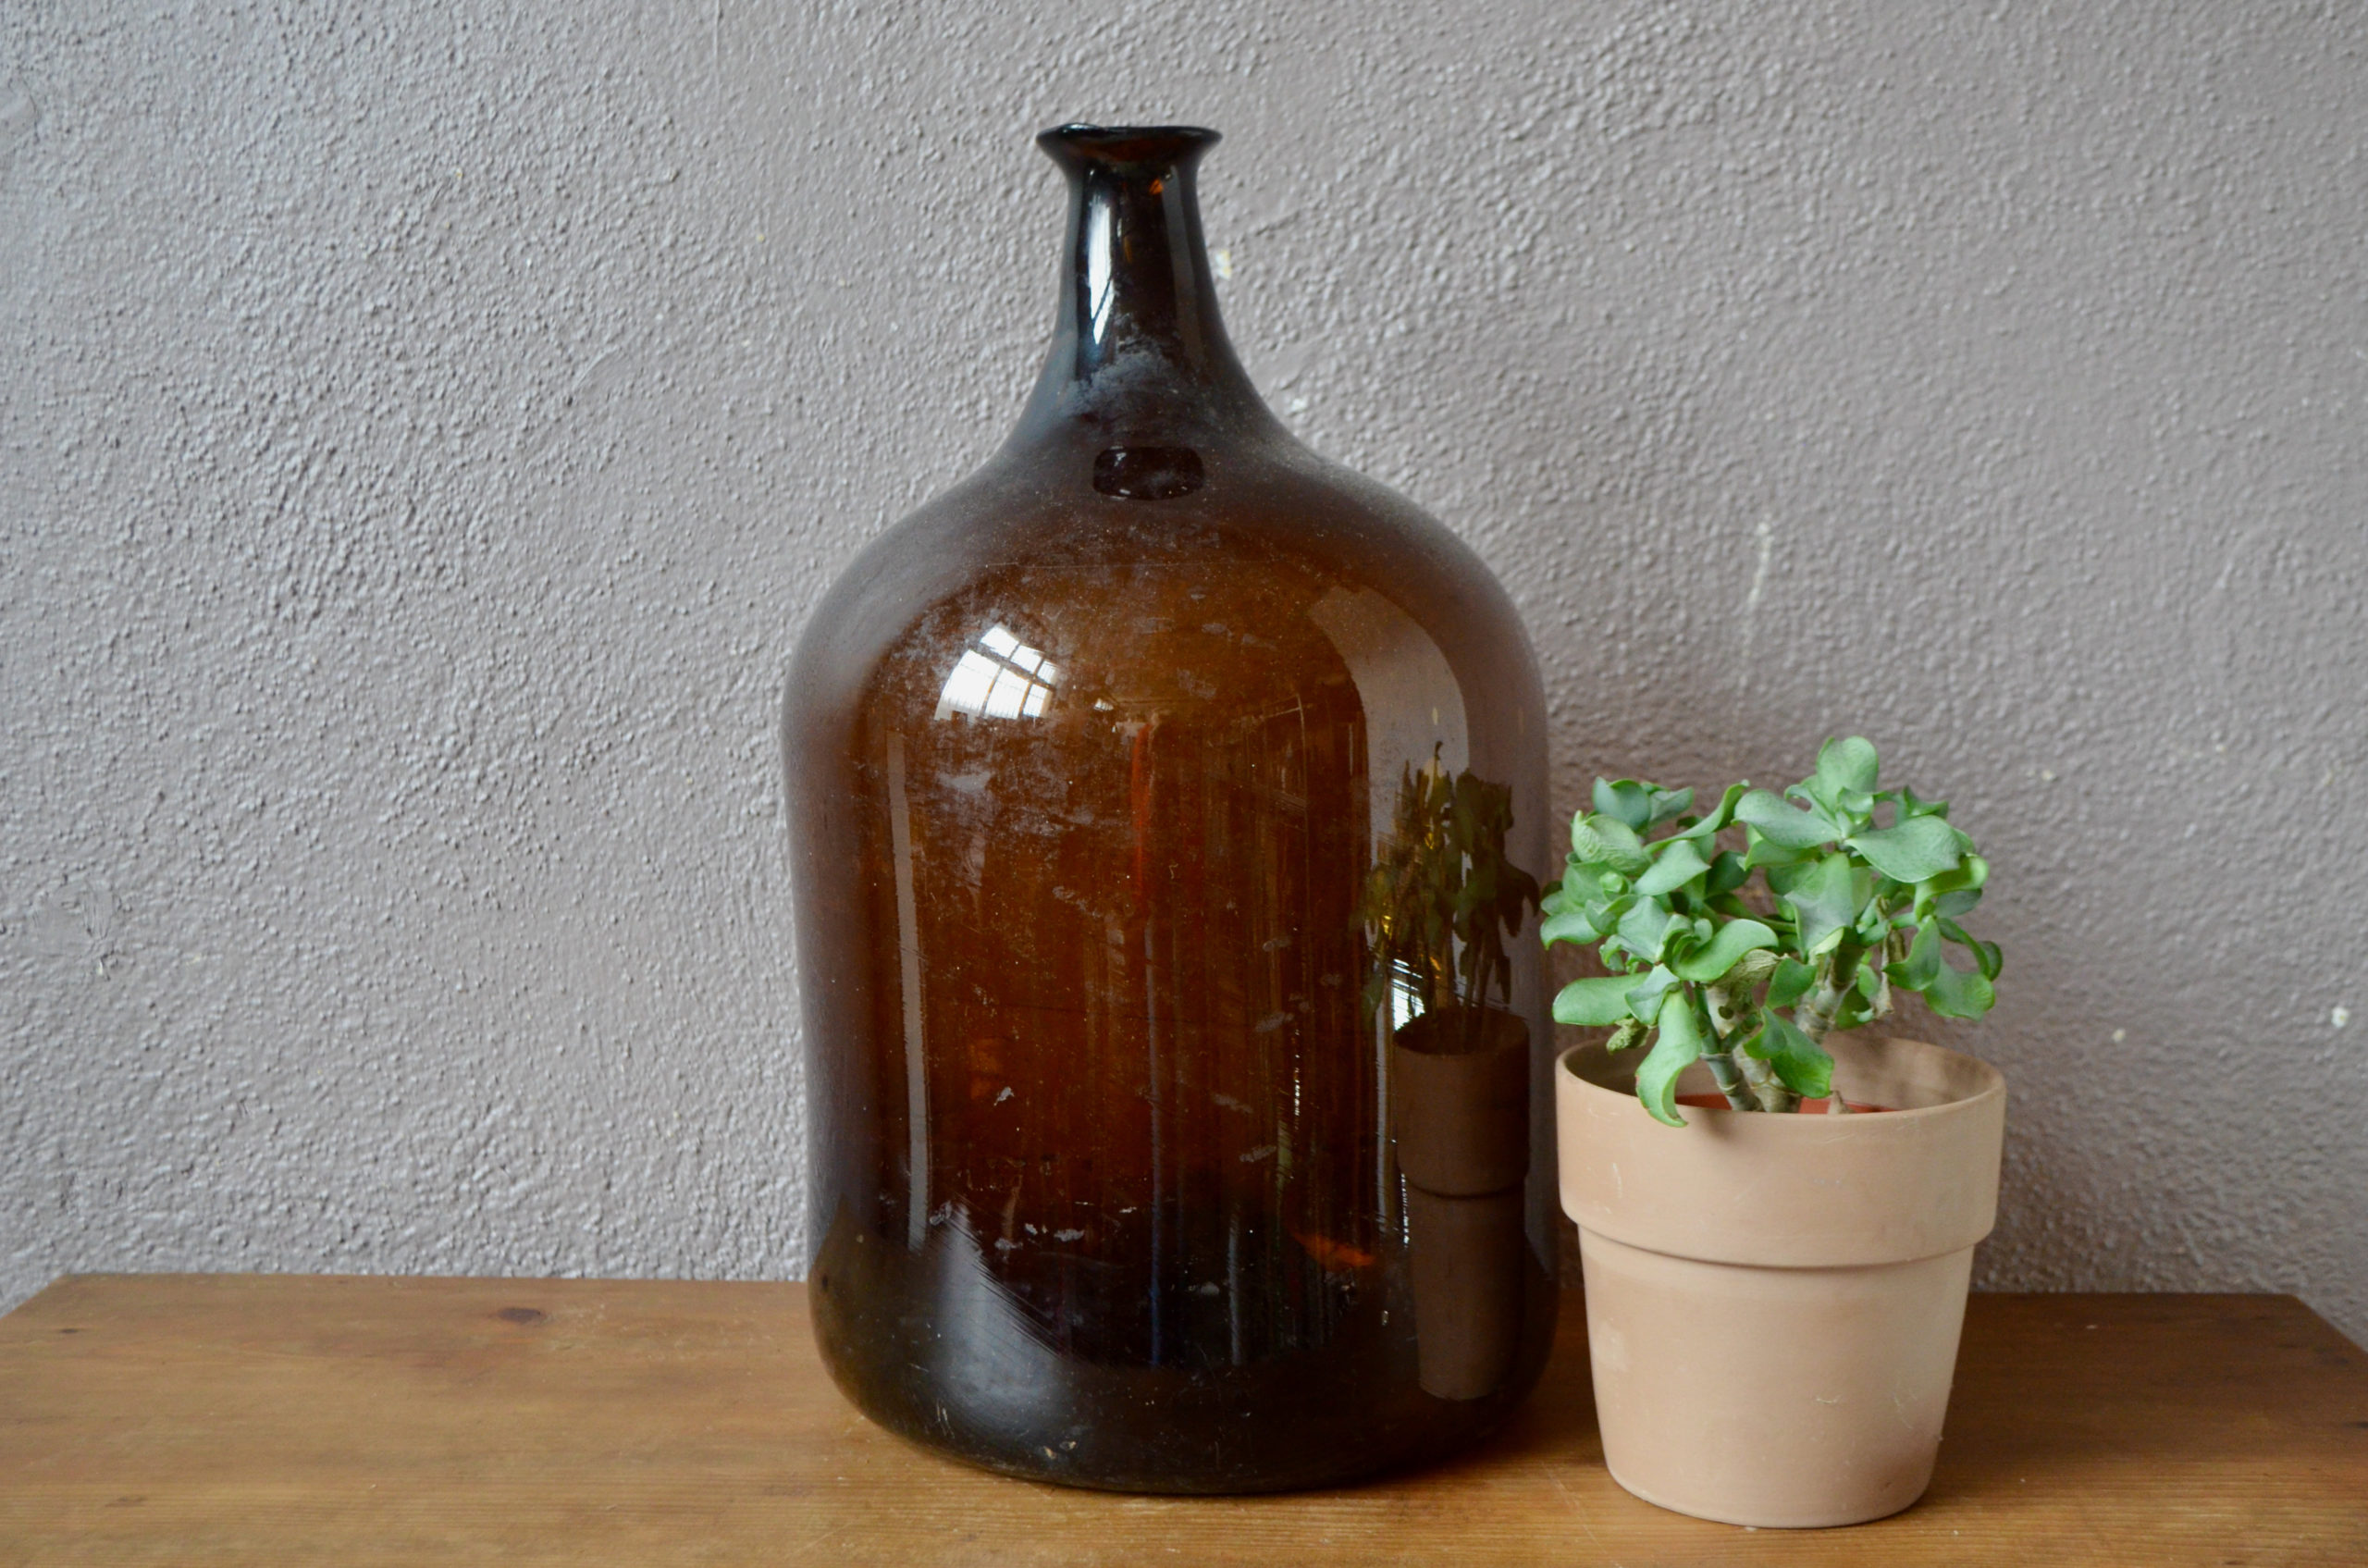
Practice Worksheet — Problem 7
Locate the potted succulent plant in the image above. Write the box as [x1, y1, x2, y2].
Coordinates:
[1546, 737, 2006, 1526]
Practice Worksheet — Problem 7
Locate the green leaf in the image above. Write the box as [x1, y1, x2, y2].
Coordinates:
[1539, 908, 1603, 948]
[1849, 816, 1963, 884]
[1637, 992, 1706, 1126]
[1854, 956, 1884, 1002]
[1940, 919, 2004, 981]
[1815, 736, 1881, 797]
[1634, 839, 1713, 896]
[1745, 1012, 1834, 1099]
[1887, 918, 1999, 1019]
[1915, 853, 1988, 921]
[1744, 829, 1814, 870]
[1623, 964, 1680, 1024]
[1782, 853, 1862, 958]
[1928, 853, 1989, 894]
[1931, 887, 1983, 920]
[1705, 849, 1750, 895]
[1554, 860, 1606, 901]
[1853, 898, 1893, 947]
[1593, 779, 1652, 832]
[1571, 813, 1650, 874]
[1890, 922, 1942, 990]
[1646, 786, 1696, 827]
[1924, 962, 1996, 1019]
[1553, 975, 1638, 1027]
[1672, 920, 1779, 982]
[1736, 788, 1842, 849]
[1892, 785, 1950, 820]
[1606, 1018, 1646, 1053]
[1671, 784, 1749, 842]
[1766, 957, 1816, 1008]
[1617, 898, 1681, 963]
[1723, 946, 1782, 990]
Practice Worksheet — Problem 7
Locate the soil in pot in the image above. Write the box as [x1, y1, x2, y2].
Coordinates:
[1674, 1093, 1894, 1114]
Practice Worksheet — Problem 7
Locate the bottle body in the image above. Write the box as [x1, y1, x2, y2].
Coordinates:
[783, 128, 1555, 1491]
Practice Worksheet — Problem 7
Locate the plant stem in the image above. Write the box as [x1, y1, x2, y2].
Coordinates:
[1696, 1051, 1758, 1111]
[1794, 938, 1860, 1115]
[1701, 983, 1782, 1112]
[1734, 1048, 1796, 1114]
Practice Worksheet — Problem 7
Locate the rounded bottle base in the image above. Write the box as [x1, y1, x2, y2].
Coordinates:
[809, 1215, 1557, 1494]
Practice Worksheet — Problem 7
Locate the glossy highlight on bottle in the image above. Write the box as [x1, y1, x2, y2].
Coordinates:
[783, 125, 1556, 1492]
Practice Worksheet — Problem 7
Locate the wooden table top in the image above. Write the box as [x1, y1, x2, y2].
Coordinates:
[1, 1276, 2362, 1564]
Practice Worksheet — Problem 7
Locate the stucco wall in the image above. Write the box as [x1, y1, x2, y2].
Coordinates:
[5, 2, 2363, 1341]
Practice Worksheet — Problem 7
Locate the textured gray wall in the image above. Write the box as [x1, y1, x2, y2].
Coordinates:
[5, 1, 2364, 1341]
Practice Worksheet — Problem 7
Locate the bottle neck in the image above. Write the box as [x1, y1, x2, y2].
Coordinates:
[1009, 126, 1278, 446]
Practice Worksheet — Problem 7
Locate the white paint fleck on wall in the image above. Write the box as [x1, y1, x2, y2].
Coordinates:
[2, 0, 2364, 1345]
[1735, 517, 1774, 688]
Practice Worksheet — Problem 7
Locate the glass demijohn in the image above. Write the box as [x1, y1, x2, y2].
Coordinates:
[783, 125, 1556, 1492]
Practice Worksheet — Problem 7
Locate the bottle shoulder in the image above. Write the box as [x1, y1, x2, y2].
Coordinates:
[787, 432, 1542, 738]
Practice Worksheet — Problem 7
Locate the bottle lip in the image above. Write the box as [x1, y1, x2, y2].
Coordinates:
[1036, 123, 1220, 168]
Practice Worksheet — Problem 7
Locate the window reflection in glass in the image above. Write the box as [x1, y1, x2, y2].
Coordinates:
[935, 623, 1061, 721]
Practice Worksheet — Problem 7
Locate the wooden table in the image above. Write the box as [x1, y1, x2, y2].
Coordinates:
[2, 1277, 2362, 1564]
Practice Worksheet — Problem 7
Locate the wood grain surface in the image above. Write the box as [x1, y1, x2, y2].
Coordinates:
[2, 1276, 2362, 1564]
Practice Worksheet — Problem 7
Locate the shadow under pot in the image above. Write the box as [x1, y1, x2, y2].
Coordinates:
[1390, 1005, 1532, 1401]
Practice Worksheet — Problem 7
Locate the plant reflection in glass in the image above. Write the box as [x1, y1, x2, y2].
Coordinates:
[1359, 747, 1540, 1043]
[1359, 749, 1541, 1400]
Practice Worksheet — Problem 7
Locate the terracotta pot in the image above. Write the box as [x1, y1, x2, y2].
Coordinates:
[1556, 1031, 2005, 1527]
[1392, 1006, 1532, 1399]
[1401, 1185, 1528, 1399]
[1391, 1006, 1531, 1195]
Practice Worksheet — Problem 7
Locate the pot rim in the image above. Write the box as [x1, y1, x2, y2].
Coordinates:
[1556, 1032, 2008, 1268]
[1555, 1032, 2004, 1128]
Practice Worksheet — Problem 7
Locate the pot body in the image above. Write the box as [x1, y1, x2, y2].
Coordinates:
[1557, 1033, 2005, 1527]
[784, 128, 1557, 1492]
[1392, 1006, 1532, 1399]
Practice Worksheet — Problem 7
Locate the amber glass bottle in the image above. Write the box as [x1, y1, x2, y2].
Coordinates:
[783, 125, 1555, 1492]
